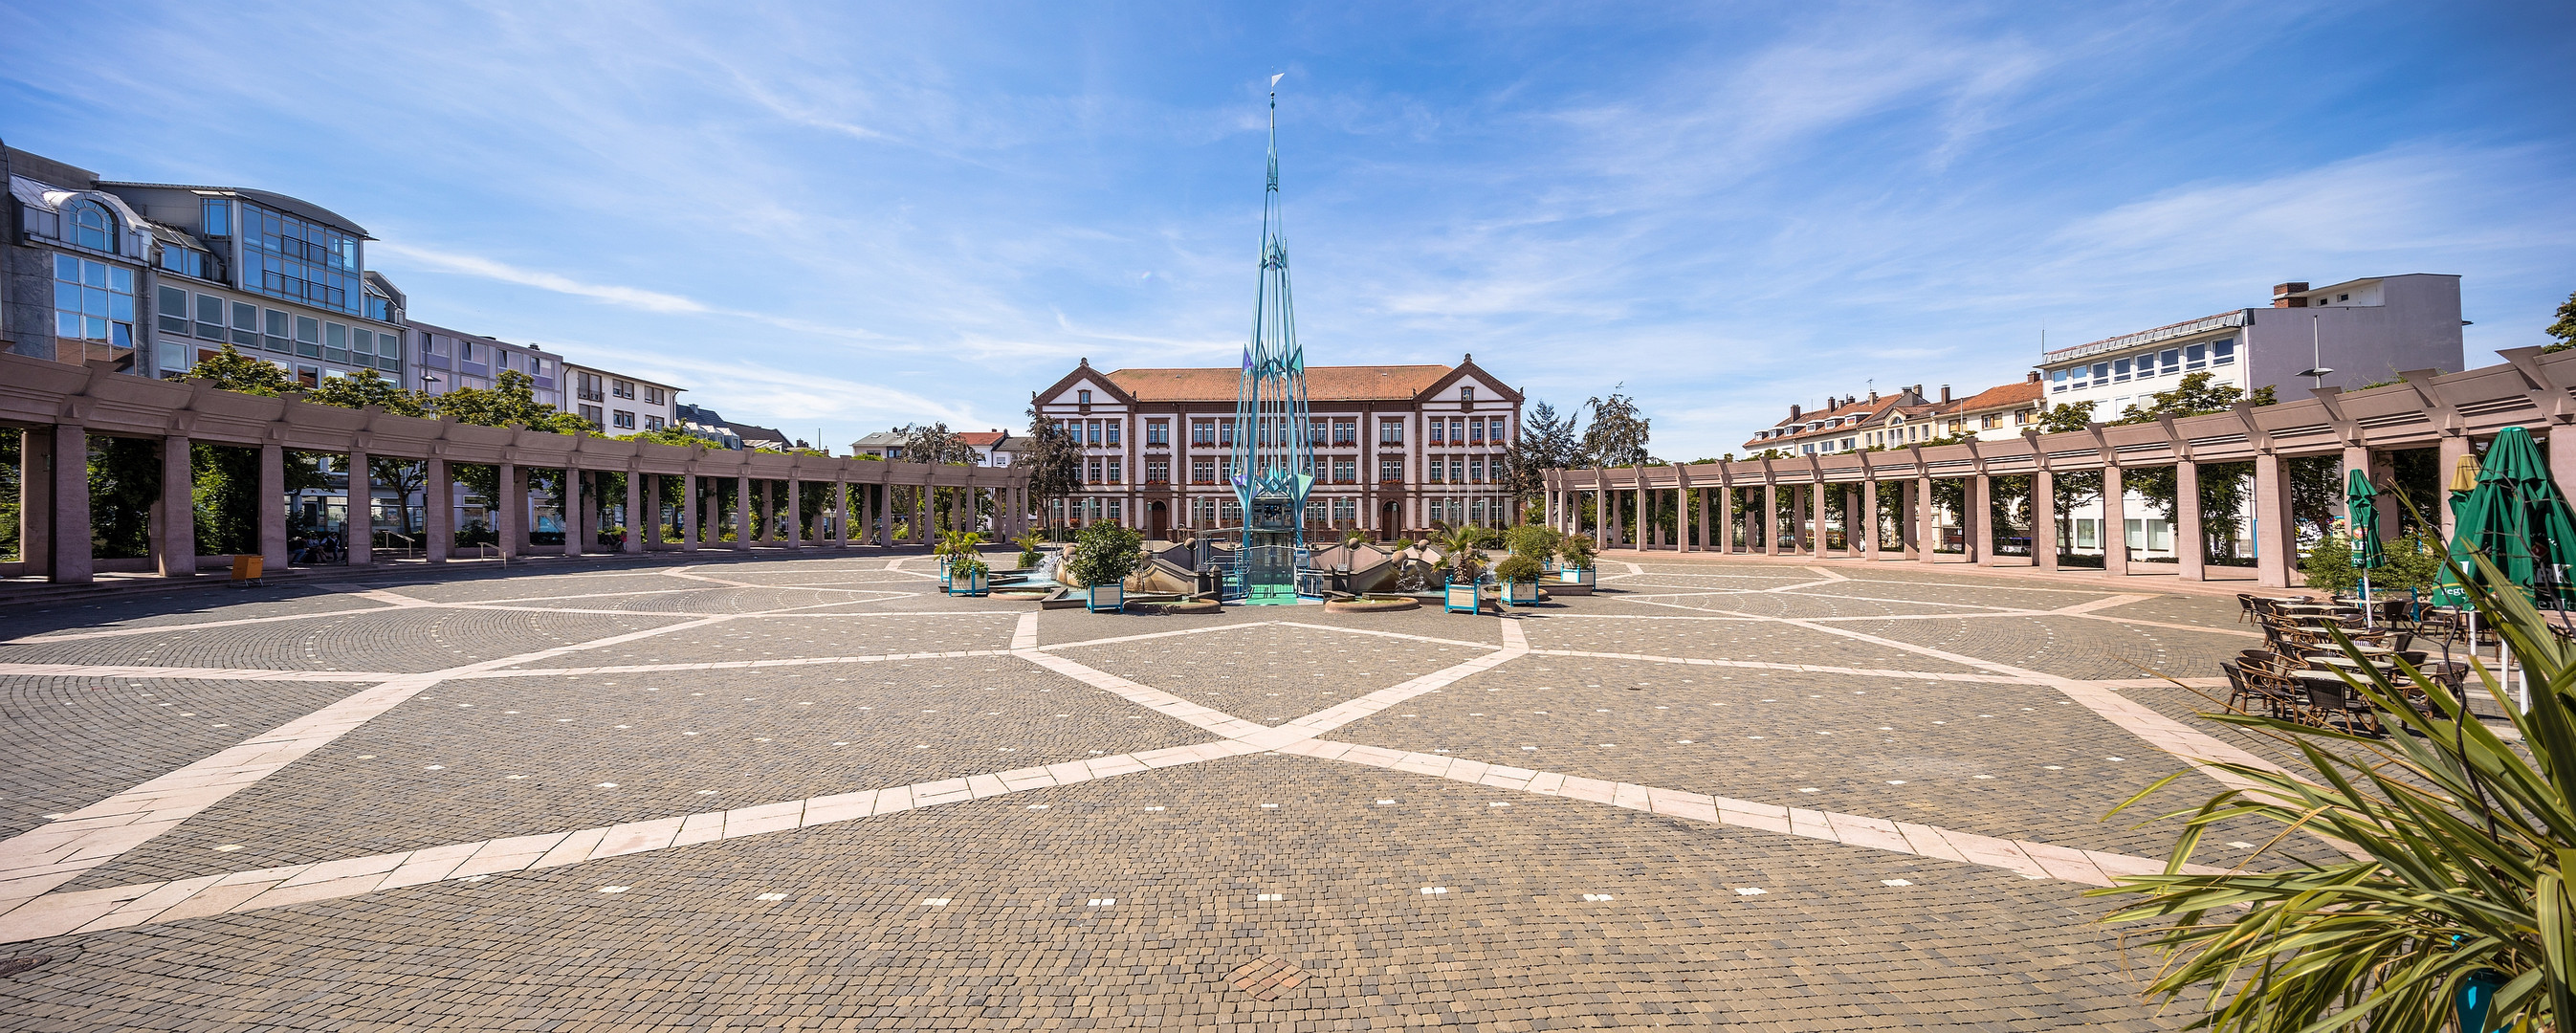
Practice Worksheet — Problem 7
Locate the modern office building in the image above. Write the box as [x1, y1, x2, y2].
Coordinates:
[1031, 355, 1524, 539]
[5, 146, 408, 385]
[561, 361, 682, 433]
[2037, 274, 2465, 417]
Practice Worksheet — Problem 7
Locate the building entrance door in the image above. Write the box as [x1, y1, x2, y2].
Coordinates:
[1148, 500, 1169, 542]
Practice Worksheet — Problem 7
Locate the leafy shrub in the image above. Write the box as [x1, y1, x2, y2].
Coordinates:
[1557, 534, 1598, 569]
[1066, 520, 1143, 589]
[1494, 554, 1544, 583]
[1506, 524, 1561, 560]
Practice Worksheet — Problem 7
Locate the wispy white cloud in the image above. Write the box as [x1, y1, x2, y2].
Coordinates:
[373, 243, 711, 314]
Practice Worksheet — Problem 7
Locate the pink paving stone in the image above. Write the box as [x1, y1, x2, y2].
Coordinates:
[1611, 783, 1652, 812]
[1044, 760, 1096, 784]
[593, 818, 687, 856]
[532, 828, 611, 868]
[278, 852, 406, 888]
[2018, 842, 2114, 886]
[723, 802, 806, 839]
[1555, 777, 1618, 804]
[798, 794, 878, 828]
[672, 812, 726, 847]
[1721, 808, 1794, 835]
[1647, 790, 1720, 824]
[1895, 823, 1974, 865]
[1823, 813, 1914, 854]
[964, 774, 1010, 798]
[136, 880, 280, 925]
[1786, 808, 1836, 840]
[1524, 771, 1565, 794]
[873, 785, 917, 813]
[1442, 759, 1492, 784]
[446, 850, 547, 880]
[0, 890, 150, 944]
[1943, 831, 2049, 878]
[2083, 850, 2171, 881]
[236, 873, 399, 912]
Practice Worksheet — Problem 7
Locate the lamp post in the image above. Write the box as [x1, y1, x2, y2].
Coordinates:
[2297, 312, 2335, 388]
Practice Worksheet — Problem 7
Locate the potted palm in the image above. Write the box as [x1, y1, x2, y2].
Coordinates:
[946, 548, 990, 596]
[1439, 527, 1486, 614]
[935, 530, 981, 589]
[1068, 519, 1143, 613]
[2095, 547, 2576, 1033]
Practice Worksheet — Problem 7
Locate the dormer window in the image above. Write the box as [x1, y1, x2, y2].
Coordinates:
[1078, 389, 1092, 404]
[1460, 386, 1475, 403]
[68, 199, 116, 253]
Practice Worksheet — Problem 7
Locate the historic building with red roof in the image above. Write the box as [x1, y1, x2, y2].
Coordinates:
[1030, 355, 1524, 538]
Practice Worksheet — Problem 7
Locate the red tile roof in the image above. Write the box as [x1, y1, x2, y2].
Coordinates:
[1944, 379, 2043, 413]
[1106, 364, 1454, 403]
[958, 431, 1007, 447]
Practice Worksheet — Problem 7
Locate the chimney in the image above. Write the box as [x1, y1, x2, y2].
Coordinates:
[1789, 404, 1802, 420]
[1939, 385, 1952, 404]
[2272, 282, 2310, 309]
[2026, 371, 2040, 383]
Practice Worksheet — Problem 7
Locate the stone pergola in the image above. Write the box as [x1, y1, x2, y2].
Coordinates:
[1544, 346, 2576, 588]
[1, 354, 1034, 582]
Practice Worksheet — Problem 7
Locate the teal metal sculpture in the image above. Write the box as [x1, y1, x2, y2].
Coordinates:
[1232, 76, 1313, 605]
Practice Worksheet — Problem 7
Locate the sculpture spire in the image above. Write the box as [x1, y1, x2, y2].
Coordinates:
[1231, 77, 1313, 604]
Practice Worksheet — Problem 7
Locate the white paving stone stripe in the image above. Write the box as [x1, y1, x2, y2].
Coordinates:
[1269, 622, 1501, 650]
[1521, 648, 2035, 684]
[2, 605, 411, 645]
[0, 741, 1264, 945]
[1278, 737, 2225, 888]
[0, 664, 400, 683]
[0, 612, 750, 916]
[1012, 649, 1270, 738]
[464, 649, 1023, 679]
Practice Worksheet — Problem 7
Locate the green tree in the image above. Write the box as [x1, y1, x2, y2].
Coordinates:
[1020, 408, 1083, 539]
[1577, 389, 1653, 468]
[2112, 370, 2277, 426]
[2543, 287, 2576, 353]
[1500, 401, 1579, 515]
[2035, 401, 2098, 434]
[304, 369, 439, 540]
[436, 368, 592, 435]
[183, 343, 295, 396]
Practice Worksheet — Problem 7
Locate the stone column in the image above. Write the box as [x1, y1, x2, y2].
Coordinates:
[497, 462, 522, 560]
[1861, 479, 1880, 560]
[425, 457, 451, 563]
[2552, 430, 2576, 536]
[1899, 479, 1919, 559]
[2254, 452, 2294, 588]
[2102, 464, 2128, 577]
[1971, 474, 1993, 566]
[259, 441, 288, 573]
[2175, 461, 2205, 582]
[49, 425, 94, 583]
[158, 433, 195, 578]
[2438, 433, 2471, 547]
[1760, 483, 1778, 556]
[2033, 470, 2058, 572]
[784, 476, 804, 549]
[345, 446, 372, 567]
[17, 430, 51, 580]
[1915, 475, 1937, 566]
[833, 480, 849, 546]
[680, 473, 700, 552]
[624, 470, 645, 554]
[723, 474, 743, 550]
[564, 469, 588, 557]
[1844, 487, 1861, 558]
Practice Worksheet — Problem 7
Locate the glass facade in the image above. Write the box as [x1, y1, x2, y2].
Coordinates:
[54, 254, 135, 350]
[238, 201, 361, 314]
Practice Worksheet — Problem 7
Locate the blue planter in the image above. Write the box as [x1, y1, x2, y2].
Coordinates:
[1443, 579, 1481, 614]
[1555, 564, 1595, 586]
[1503, 579, 1540, 606]
[2456, 969, 2508, 1033]
[1088, 582, 1125, 613]
[936, 556, 954, 589]
[947, 568, 988, 597]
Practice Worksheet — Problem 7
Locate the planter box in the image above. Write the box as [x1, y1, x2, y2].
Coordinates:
[1443, 580, 1482, 614]
[947, 568, 989, 597]
[1088, 582, 1126, 613]
[1552, 564, 1596, 587]
[1502, 579, 1540, 606]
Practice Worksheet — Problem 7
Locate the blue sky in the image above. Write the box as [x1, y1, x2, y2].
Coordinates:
[6, 2, 2571, 458]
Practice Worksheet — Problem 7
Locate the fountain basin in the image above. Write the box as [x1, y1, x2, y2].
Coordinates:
[1325, 595, 1420, 613]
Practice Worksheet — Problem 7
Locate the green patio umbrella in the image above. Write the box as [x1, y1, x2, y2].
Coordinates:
[2345, 469, 2385, 625]
[2433, 427, 2576, 707]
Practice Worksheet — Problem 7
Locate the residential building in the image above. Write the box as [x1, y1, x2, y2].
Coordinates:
[2037, 274, 2465, 418]
[850, 429, 1018, 465]
[679, 404, 790, 451]
[407, 320, 563, 408]
[1742, 385, 1940, 456]
[561, 361, 682, 433]
[1030, 355, 1524, 539]
[1934, 374, 2048, 442]
[5, 146, 409, 386]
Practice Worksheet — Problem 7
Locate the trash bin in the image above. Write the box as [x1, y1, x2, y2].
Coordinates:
[231, 555, 264, 582]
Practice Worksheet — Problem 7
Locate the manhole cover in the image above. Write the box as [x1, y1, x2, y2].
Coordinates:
[0, 956, 50, 978]
[1225, 954, 1306, 1001]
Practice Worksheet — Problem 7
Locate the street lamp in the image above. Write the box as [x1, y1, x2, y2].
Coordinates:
[2300, 312, 2334, 388]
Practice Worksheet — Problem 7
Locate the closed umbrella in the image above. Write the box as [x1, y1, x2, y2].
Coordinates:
[2433, 428, 2576, 708]
[2345, 470, 2384, 626]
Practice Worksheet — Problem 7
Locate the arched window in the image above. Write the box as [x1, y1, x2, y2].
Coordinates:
[67, 199, 115, 253]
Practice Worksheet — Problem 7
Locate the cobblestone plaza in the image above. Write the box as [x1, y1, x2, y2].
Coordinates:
[0, 553, 2316, 1029]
